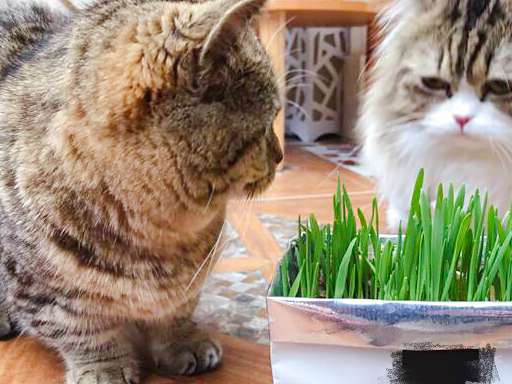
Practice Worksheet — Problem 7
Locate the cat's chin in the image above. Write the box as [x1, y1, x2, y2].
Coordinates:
[418, 129, 494, 151]
[431, 132, 484, 146]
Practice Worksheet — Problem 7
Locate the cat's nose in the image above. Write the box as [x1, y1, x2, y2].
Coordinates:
[268, 132, 284, 164]
[454, 115, 473, 131]
[274, 145, 284, 164]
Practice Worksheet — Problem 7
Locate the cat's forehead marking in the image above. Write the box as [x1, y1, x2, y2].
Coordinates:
[443, 0, 506, 80]
[449, 0, 503, 30]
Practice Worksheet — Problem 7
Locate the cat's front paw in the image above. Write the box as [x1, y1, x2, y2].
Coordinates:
[153, 337, 222, 376]
[67, 362, 139, 384]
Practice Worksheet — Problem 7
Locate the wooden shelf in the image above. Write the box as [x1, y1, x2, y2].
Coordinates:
[264, 0, 380, 27]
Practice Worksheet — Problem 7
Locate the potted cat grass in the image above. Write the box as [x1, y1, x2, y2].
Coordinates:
[267, 170, 512, 384]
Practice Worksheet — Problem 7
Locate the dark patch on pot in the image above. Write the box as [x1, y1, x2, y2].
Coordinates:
[387, 345, 498, 383]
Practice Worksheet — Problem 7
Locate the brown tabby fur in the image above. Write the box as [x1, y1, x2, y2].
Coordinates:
[0, 0, 282, 383]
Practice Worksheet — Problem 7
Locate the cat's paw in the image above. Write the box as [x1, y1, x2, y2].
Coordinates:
[153, 337, 222, 376]
[67, 362, 139, 384]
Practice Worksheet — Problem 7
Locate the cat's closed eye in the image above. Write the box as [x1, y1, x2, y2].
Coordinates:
[421, 76, 451, 93]
[484, 79, 512, 97]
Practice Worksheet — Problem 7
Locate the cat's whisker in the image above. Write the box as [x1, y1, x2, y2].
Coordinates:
[283, 82, 308, 95]
[362, 113, 426, 137]
[287, 69, 321, 77]
[285, 74, 318, 86]
[276, 74, 317, 97]
[285, 83, 313, 92]
[388, 113, 425, 124]
[282, 68, 321, 77]
[239, 197, 257, 241]
[488, 137, 501, 165]
[494, 141, 512, 167]
[284, 74, 327, 90]
[497, 142, 512, 158]
[493, 144, 512, 174]
[203, 184, 215, 213]
[206, 222, 230, 279]
[488, 138, 508, 172]
[277, 71, 329, 93]
[368, 113, 425, 129]
[314, 164, 344, 192]
[280, 69, 325, 82]
[274, 68, 325, 95]
[362, 121, 421, 141]
[185, 220, 227, 292]
[285, 73, 310, 82]
[229, 196, 254, 243]
[263, 17, 296, 53]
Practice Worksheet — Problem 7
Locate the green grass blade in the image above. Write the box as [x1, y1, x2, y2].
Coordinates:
[289, 260, 306, 298]
[334, 238, 358, 298]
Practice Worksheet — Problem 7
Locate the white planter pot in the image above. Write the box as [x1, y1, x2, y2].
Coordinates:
[268, 264, 512, 383]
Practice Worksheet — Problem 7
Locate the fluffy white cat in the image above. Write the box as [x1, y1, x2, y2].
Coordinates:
[359, 0, 512, 231]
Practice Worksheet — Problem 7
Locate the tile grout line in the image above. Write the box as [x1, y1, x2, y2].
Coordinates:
[232, 190, 376, 203]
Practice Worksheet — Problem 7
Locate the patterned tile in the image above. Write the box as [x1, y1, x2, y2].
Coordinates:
[220, 221, 248, 259]
[194, 270, 271, 345]
[257, 213, 298, 250]
[195, 214, 299, 345]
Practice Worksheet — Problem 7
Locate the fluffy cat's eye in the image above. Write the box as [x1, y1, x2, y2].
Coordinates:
[421, 77, 450, 92]
[484, 79, 512, 96]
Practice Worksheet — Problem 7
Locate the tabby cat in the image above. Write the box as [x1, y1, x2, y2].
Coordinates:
[0, 0, 282, 383]
[360, 0, 512, 230]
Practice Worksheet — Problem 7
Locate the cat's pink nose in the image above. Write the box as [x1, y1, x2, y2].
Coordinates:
[454, 115, 472, 131]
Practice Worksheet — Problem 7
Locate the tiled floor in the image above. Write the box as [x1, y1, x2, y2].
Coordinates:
[297, 141, 373, 177]
[194, 140, 387, 345]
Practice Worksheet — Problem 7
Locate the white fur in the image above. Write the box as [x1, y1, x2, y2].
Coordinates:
[376, 0, 442, 58]
[0, 0, 99, 13]
[365, 80, 512, 230]
[361, 0, 512, 231]
[0, 0, 72, 13]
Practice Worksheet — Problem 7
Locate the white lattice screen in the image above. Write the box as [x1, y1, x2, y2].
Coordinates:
[285, 28, 351, 143]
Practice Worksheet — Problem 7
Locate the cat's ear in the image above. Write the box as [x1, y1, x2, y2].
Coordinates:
[199, 0, 267, 65]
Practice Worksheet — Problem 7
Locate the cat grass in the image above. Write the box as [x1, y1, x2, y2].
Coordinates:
[274, 170, 512, 301]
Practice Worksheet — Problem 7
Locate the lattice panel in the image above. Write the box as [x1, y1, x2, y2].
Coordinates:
[286, 28, 350, 143]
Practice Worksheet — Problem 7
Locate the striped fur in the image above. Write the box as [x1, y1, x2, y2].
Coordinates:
[360, 0, 512, 229]
[0, 0, 281, 383]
